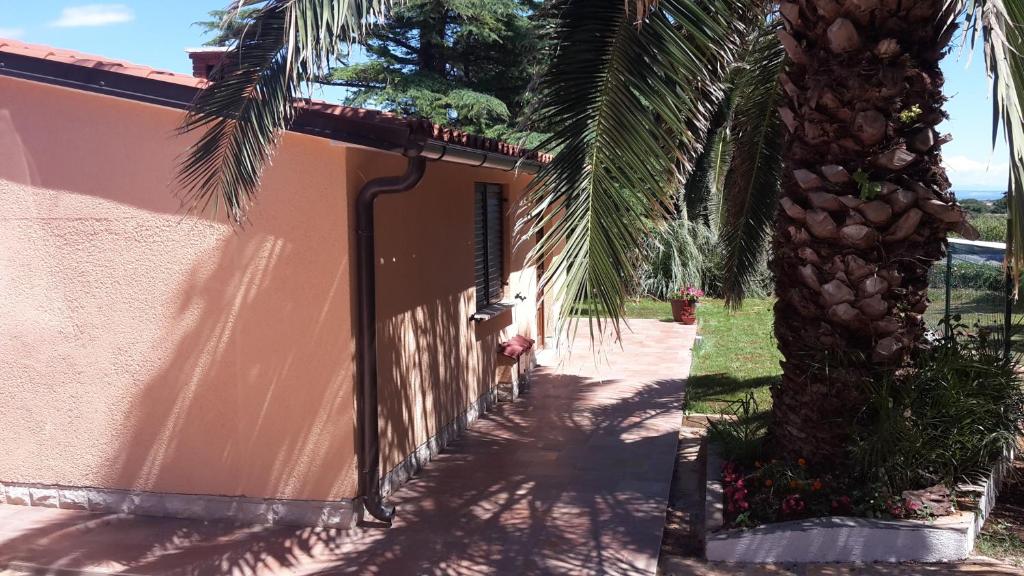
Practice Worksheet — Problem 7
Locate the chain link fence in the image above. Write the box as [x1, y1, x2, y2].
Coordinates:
[926, 238, 1017, 353]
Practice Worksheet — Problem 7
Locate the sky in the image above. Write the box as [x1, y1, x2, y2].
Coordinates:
[0, 1, 1012, 196]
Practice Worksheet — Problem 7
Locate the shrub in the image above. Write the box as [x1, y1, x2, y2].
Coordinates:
[708, 391, 769, 464]
[964, 213, 1007, 242]
[634, 218, 773, 301]
[948, 260, 1006, 293]
[849, 320, 1024, 493]
[710, 321, 1024, 528]
[635, 218, 716, 300]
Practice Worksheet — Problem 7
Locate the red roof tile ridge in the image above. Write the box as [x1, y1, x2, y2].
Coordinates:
[0, 37, 205, 86]
[0, 37, 551, 163]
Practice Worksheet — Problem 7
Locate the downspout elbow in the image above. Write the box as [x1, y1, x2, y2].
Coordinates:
[355, 155, 427, 525]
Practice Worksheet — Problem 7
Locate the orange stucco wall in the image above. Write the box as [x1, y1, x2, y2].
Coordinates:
[0, 74, 538, 501]
[347, 149, 537, 473]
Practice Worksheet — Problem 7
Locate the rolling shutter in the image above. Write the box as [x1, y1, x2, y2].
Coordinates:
[474, 183, 504, 309]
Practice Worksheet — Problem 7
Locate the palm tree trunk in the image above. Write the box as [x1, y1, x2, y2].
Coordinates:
[770, 0, 967, 463]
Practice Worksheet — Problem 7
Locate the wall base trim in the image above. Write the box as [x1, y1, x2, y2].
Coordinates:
[1, 355, 538, 529]
[0, 482, 357, 528]
[380, 353, 535, 498]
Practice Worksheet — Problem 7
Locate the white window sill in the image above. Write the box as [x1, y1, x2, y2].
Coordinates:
[471, 303, 514, 322]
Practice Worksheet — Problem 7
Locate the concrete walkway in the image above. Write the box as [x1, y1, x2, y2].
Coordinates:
[0, 319, 697, 576]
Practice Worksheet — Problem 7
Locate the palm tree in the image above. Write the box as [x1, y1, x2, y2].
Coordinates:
[764, 0, 1020, 463]
[521, 0, 1024, 463]
[767, 0, 961, 462]
[635, 25, 784, 302]
[179, 0, 1024, 463]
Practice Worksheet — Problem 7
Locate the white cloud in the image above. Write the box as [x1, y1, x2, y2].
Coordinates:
[51, 4, 134, 28]
[0, 28, 25, 38]
[943, 154, 1009, 190]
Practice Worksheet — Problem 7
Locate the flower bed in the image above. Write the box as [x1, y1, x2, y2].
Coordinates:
[719, 458, 947, 529]
[704, 441, 1013, 563]
[700, 322, 1022, 562]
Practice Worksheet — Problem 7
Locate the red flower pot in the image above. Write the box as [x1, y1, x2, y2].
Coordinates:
[670, 299, 697, 324]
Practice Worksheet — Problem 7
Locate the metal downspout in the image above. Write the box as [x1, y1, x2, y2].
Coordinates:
[353, 140, 535, 526]
[356, 155, 427, 524]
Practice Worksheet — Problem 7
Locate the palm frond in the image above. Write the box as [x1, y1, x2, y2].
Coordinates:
[682, 91, 734, 230]
[954, 0, 1024, 289]
[718, 21, 785, 306]
[178, 0, 391, 223]
[522, 0, 751, 337]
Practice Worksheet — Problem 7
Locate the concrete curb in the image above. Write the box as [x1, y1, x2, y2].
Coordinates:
[703, 441, 725, 534]
[703, 442, 1011, 563]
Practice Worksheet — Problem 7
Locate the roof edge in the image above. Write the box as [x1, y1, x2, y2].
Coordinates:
[0, 39, 547, 170]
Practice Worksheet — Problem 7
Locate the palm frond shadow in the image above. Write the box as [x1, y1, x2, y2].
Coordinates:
[0, 373, 687, 575]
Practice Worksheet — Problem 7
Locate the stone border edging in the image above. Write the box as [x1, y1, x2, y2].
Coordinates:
[704, 438, 725, 533]
[703, 440, 1010, 563]
[0, 482, 357, 528]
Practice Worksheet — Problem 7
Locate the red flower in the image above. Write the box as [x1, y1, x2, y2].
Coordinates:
[831, 495, 852, 513]
[886, 499, 906, 518]
[781, 494, 805, 516]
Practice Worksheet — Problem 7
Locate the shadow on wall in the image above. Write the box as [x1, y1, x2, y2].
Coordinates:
[0, 87, 363, 502]
[377, 293, 513, 474]
[1, 81, 527, 506]
[0, 375, 695, 576]
[105, 235, 361, 501]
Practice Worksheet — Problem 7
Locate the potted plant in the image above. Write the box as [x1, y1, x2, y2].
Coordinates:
[670, 286, 703, 324]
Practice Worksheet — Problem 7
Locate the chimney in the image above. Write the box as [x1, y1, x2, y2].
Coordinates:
[185, 47, 230, 80]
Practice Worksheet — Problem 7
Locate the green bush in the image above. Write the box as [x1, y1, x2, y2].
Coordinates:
[635, 218, 716, 300]
[709, 321, 1024, 528]
[849, 322, 1024, 493]
[949, 260, 1006, 292]
[634, 218, 772, 300]
[964, 213, 1007, 242]
[708, 391, 769, 464]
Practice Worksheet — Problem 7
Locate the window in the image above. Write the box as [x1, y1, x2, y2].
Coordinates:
[474, 183, 505, 312]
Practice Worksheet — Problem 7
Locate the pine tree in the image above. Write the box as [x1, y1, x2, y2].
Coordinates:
[193, 8, 260, 47]
[331, 0, 549, 142]
[196, 2, 550, 143]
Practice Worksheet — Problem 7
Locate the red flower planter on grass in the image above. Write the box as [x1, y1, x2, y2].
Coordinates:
[670, 286, 703, 325]
[671, 299, 697, 324]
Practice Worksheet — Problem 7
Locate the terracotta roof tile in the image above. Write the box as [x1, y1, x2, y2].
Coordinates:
[0, 37, 551, 163]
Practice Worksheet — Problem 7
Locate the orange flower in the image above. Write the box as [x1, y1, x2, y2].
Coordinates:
[789, 480, 800, 489]
[812, 480, 823, 492]
[797, 458, 807, 467]
[764, 479, 773, 487]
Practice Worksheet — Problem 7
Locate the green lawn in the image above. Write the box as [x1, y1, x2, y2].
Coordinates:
[618, 297, 781, 415]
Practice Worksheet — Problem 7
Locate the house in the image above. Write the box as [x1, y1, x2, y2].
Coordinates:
[0, 39, 552, 528]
